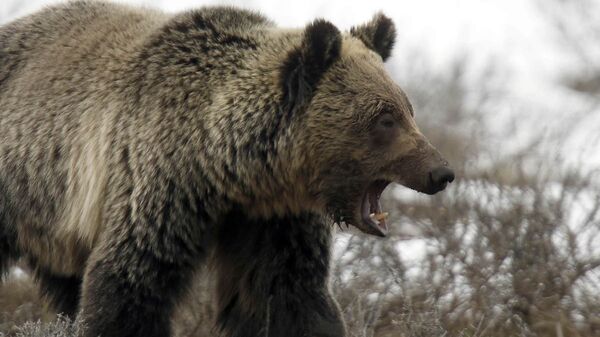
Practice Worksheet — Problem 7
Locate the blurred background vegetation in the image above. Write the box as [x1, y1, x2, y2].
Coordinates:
[1, 0, 599, 336]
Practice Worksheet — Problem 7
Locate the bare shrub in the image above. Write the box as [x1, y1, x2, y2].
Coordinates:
[8, 315, 83, 337]
[540, 0, 600, 97]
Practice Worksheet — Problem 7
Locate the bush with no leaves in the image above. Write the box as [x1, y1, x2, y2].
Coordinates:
[8, 316, 82, 337]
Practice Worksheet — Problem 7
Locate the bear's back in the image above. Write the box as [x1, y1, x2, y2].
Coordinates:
[0, 1, 168, 91]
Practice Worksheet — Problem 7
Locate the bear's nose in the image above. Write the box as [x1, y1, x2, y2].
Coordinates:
[428, 166, 455, 192]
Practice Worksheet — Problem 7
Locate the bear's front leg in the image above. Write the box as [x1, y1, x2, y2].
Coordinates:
[79, 181, 212, 337]
[80, 246, 188, 337]
[215, 209, 346, 337]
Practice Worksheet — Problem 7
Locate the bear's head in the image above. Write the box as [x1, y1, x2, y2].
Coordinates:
[281, 14, 454, 237]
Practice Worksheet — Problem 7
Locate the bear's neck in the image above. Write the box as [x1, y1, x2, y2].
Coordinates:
[202, 90, 322, 218]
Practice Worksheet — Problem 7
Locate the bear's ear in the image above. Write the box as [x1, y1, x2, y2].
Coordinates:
[350, 13, 396, 61]
[280, 19, 342, 113]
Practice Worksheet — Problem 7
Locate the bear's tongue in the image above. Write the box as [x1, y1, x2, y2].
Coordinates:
[360, 180, 389, 237]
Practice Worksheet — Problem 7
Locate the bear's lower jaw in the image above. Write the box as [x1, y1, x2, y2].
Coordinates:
[356, 180, 390, 237]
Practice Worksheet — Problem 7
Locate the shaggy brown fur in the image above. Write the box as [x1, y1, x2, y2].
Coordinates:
[0, 2, 452, 337]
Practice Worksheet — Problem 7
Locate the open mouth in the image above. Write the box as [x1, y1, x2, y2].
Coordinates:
[359, 180, 391, 237]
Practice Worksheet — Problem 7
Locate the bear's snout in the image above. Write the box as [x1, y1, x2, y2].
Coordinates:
[428, 166, 455, 194]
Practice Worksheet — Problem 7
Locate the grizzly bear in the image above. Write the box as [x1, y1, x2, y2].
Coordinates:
[0, 1, 454, 336]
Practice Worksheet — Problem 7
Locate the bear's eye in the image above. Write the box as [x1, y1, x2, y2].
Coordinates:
[378, 114, 396, 128]
[370, 112, 399, 146]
